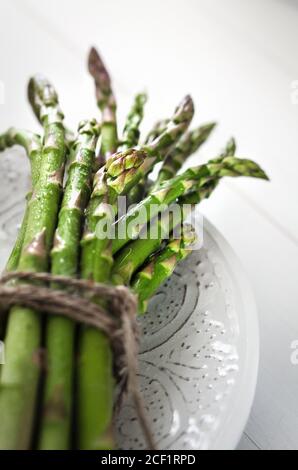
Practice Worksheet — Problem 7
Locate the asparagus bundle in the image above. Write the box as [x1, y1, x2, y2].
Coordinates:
[0, 47, 268, 450]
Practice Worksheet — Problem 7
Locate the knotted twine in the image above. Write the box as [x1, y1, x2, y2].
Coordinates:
[0, 271, 156, 450]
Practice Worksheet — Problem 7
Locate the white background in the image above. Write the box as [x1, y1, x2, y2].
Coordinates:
[0, 0, 298, 450]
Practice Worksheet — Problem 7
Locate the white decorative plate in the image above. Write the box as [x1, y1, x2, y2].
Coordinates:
[0, 149, 259, 450]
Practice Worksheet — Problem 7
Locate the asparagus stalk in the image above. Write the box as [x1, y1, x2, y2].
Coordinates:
[120, 93, 147, 205]
[126, 180, 146, 206]
[0, 130, 41, 347]
[210, 137, 237, 163]
[111, 211, 177, 286]
[121, 93, 147, 204]
[112, 155, 268, 256]
[130, 119, 215, 205]
[38, 119, 100, 450]
[88, 47, 118, 160]
[144, 119, 170, 145]
[132, 224, 196, 313]
[0, 128, 41, 272]
[128, 109, 194, 205]
[152, 122, 216, 190]
[0, 75, 66, 449]
[218, 137, 236, 158]
[0, 128, 41, 187]
[27, 79, 74, 152]
[128, 119, 167, 205]
[142, 95, 194, 158]
[120, 93, 147, 150]
[178, 137, 237, 205]
[128, 97, 193, 205]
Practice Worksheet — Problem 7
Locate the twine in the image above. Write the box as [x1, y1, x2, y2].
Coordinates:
[0, 271, 156, 450]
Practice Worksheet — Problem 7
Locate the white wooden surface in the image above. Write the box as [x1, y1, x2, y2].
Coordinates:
[1, 0, 298, 450]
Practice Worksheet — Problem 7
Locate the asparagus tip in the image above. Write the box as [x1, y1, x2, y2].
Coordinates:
[137, 92, 148, 106]
[175, 94, 195, 123]
[206, 121, 217, 132]
[27, 75, 60, 123]
[88, 46, 111, 85]
[225, 137, 237, 156]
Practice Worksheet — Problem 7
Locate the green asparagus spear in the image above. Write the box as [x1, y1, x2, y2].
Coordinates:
[144, 119, 170, 145]
[38, 119, 100, 450]
[129, 119, 213, 205]
[0, 75, 66, 449]
[112, 155, 268, 256]
[178, 137, 237, 205]
[125, 99, 194, 205]
[0, 129, 41, 346]
[120, 93, 147, 150]
[126, 181, 146, 206]
[128, 107, 197, 205]
[28, 76, 74, 152]
[210, 137, 237, 162]
[121, 93, 147, 204]
[0, 128, 41, 188]
[152, 122, 216, 189]
[219, 137, 236, 158]
[132, 224, 196, 313]
[111, 210, 177, 286]
[0, 128, 42, 272]
[128, 118, 170, 204]
[88, 47, 118, 160]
